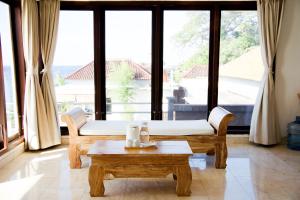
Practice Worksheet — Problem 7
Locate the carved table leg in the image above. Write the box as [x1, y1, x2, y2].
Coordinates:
[206, 148, 215, 156]
[89, 165, 105, 197]
[175, 165, 192, 196]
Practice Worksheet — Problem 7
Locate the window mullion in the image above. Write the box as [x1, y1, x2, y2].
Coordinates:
[94, 9, 106, 120]
[10, 4, 24, 137]
[207, 6, 221, 118]
[151, 6, 163, 120]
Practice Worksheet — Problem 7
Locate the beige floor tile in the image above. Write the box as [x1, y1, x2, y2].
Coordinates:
[0, 144, 300, 200]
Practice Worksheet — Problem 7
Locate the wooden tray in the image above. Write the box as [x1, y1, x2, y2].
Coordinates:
[124, 142, 157, 150]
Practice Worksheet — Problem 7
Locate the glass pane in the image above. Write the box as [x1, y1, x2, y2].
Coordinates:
[163, 11, 210, 120]
[53, 11, 94, 125]
[0, 2, 19, 138]
[105, 11, 152, 120]
[218, 11, 264, 126]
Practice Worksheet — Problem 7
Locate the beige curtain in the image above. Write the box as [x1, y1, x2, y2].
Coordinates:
[22, 0, 52, 149]
[250, 0, 285, 145]
[40, 0, 61, 146]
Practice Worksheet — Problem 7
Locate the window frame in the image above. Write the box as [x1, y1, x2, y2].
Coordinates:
[4, 1, 262, 147]
[0, 35, 8, 151]
[59, 1, 257, 134]
[0, 0, 25, 155]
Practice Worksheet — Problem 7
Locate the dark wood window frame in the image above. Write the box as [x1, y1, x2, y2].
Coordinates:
[0, 1, 258, 151]
[0, 36, 8, 152]
[58, 1, 257, 135]
[0, 0, 25, 155]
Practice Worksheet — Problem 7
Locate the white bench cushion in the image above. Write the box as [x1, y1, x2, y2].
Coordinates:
[79, 120, 215, 136]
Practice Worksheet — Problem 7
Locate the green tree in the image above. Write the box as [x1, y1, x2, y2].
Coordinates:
[110, 62, 135, 103]
[60, 102, 70, 113]
[174, 12, 210, 49]
[55, 74, 66, 86]
[110, 62, 135, 120]
[173, 11, 259, 81]
[219, 12, 259, 64]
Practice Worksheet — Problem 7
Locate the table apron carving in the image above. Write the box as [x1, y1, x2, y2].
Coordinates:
[89, 158, 192, 197]
[87, 141, 192, 197]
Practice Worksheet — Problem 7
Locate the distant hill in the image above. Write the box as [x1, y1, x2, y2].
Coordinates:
[52, 65, 82, 79]
[3, 66, 81, 103]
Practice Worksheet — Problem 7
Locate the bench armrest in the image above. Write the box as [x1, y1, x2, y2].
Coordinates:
[208, 107, 235, 136]
[61, 107, 87, 137]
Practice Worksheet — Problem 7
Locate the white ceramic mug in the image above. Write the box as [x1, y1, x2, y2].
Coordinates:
[132, 139, 140, 147]
[126, 125, 140, 141]
[126, 139, 133, 147]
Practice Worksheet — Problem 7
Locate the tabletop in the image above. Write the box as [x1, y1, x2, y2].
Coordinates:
[87, 140, 193, 157]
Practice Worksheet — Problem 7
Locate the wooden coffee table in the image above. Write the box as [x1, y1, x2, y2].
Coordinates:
[87, 140, 193, 197]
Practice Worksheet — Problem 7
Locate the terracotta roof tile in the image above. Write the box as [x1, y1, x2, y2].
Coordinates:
[66, 60, 151, 80]
[182, 65, 208, 79]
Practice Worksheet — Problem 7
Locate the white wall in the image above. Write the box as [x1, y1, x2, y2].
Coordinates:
[276, 0, 300, 137]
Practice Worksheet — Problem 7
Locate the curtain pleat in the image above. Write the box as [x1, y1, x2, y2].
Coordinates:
[40, 0, 61, 146]
[22, 0, 53, 149]
[250, 0, 285, 145]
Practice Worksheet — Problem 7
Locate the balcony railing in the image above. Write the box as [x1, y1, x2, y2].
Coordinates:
[57, 101, 254, 126]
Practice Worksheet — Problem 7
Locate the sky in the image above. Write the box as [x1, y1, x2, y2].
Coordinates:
[53, 10, 210, 67]
[0, 2, 14, 66]
[0, 3, 210, 68]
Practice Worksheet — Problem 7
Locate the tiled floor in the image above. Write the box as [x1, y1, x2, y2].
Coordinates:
[0, 144, 299, 200]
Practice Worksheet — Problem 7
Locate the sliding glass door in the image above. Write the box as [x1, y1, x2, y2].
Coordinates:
[163, 11, 210, 120]
[0, 2, 19, 141]
[53, 11, 94, 125]
[105, 11, 152, 120]
[57, 1, 260, 133]
[218, 11, 263, 127]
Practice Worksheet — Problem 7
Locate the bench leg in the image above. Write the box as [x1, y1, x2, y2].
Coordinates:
[215, 142, 227, 169]
[69, 144, 81, 169]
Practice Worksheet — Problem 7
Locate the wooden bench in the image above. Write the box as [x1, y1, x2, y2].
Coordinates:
[62, 106, 234, 169]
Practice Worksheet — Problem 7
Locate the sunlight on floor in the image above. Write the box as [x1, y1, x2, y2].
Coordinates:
[40, 147, 68, 155]
[31, 154, 63, 163]
[0, 144, 299, 200]
[0, 175, 43, 200]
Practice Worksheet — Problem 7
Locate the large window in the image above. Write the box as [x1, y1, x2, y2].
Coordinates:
[163, 11, 210, 120]
[0, 2, 19, 140]
[53, 11, 94, 124]
[105, 11, 152, 120]
[218, 11, 263, 127]
[58, 1, 260, 133]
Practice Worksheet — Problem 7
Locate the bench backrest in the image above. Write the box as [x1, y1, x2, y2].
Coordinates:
[62, 106, 234, 137]
[208, 106, 234, 136]
[61, 107, 87, 136]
